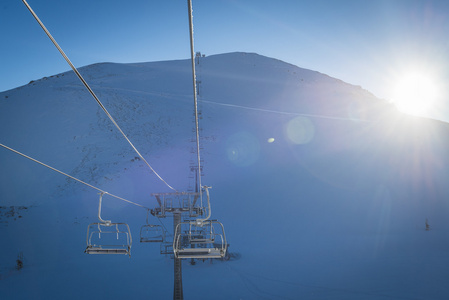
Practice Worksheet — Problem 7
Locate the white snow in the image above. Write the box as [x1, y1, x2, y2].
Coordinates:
[1, 52, 449, 299]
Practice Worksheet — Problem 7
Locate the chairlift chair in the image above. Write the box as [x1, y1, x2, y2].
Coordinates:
[140, 209, 166, 243]
[85, 222, 132, 256]
[140, 224, 165, 243]
[173, 219, 227, 259]
[85, 193, 132, 256]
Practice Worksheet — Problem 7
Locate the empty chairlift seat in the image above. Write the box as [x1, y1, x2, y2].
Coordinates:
[140, 209, 165, 243]
[85, 193, 132, 256]
[85, 222, 132, 256]
[173, 220, 227, 259]
[140, 224, 165, 243]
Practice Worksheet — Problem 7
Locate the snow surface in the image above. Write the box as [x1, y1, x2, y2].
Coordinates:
[1, 52, 449, 299]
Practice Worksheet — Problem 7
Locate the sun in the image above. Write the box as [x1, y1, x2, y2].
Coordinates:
[392, 72, 438, 116]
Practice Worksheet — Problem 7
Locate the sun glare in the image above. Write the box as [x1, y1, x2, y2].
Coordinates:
[392, 72, 438, 116]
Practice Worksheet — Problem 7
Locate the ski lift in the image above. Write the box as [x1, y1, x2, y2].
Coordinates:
[173, 186, 227, 259]
[140, 209, 165, 243]
[85, 193, 132, 256]
[173, 219, 227, 259]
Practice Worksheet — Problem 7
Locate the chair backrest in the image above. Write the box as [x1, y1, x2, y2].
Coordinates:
[85, 222, 132, 256]
[140, 224, 165, 243]
[173, 220, 227, 259]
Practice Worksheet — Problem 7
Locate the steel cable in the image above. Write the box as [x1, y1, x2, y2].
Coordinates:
[22, 0, 176, 192]
[0, 143, 149, 209]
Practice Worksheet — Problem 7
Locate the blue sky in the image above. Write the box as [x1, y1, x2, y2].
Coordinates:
[2, 0, 449, 120]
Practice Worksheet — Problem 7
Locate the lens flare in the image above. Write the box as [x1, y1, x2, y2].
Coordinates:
[286, 116, 315, 144]
[226, 131, 260, 167]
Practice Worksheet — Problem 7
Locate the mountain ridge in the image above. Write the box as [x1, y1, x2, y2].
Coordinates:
[1, 52, 449, 299]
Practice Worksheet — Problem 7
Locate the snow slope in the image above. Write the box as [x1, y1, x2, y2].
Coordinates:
[1, 52, 449, 299]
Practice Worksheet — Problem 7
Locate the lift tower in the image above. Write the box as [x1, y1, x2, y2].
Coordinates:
[150, 192, 204, 300]
[148, 1, 228, 298]
[173, 212, 183, 300]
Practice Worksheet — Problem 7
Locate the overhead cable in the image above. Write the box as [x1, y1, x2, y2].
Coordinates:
[0, 143, 149, 209]
[202, 99, 373, 122]
[22, 0, 176, 192]
[187, 0, 203, 198]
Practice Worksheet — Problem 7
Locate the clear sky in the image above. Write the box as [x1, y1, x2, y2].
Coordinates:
[2, 0, 449, 121]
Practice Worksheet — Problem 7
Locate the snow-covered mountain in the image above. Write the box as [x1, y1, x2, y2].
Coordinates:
[1, 52, 449, 299]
